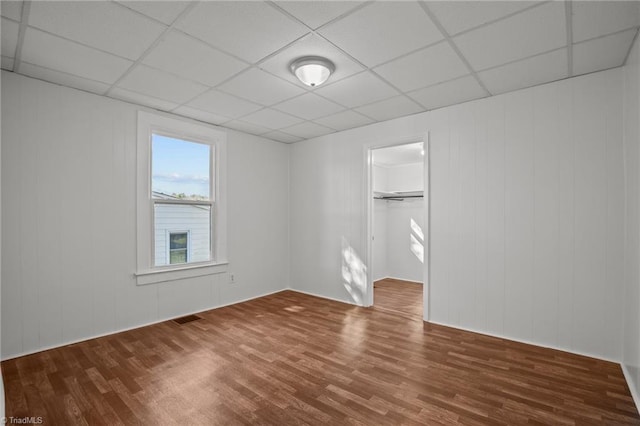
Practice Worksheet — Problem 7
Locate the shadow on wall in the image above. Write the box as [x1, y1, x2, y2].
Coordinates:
[341, 237, 367, 305]
[410, 218, 424, 263]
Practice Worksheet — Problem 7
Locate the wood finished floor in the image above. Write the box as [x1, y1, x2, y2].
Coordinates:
[374, 278, 423, 318]
[2, 290, 639, 425]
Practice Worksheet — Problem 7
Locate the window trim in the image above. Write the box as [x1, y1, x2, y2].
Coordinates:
[136, 111, 228, 285]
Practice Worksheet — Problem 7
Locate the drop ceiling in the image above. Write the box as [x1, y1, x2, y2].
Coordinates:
[1, 1, 639, 144]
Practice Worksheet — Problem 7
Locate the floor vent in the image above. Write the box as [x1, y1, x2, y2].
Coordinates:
[173, 314, 202, 325]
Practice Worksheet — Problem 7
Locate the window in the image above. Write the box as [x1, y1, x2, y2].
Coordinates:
[169, 231, 188, 264]
[136, 111, 228, 285]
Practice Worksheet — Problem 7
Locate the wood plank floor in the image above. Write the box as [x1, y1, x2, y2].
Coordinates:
[374, 278, 423, 318]
[2, 290, 639, 425]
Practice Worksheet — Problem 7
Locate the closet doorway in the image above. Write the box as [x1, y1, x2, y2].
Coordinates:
[367, 140, 427, 319]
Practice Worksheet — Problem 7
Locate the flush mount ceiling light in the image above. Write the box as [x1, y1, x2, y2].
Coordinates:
[290, 56, 335, 87]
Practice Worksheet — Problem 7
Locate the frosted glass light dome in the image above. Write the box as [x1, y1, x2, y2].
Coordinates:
[290, 57, 335, 87]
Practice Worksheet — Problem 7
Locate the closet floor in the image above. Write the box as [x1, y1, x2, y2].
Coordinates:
[374, 278, 423, 318]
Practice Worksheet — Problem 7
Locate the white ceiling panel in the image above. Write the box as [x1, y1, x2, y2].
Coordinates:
[28, 1, 165, 60]
[318, 1, 443, 67]
[187, 89, 262, 119]
[274, 1, 364, 29]
[172, 106, 230, 126]
[224, 120, 272, 136]
[479, 49, 568, 95]
[259, 33, 365, 88]
[1, 17, 19, 58]
[109, 87, 180, 111]
[1, 56, 14, 71]
[116, 64, 207, 104]
[218, 68, 305, 106]
[281, 121, 334, 139]
[1, 0, 22, 21]
[408, 75, 487, 110]
[315, 110, 374, 131]
[374, 41, 469, 92]
[573, 1, 640, 43]
[263, 130, 304, 144]
[143, 31, 248, 87]
[22, 28, 133, 84]
[428, 1, 540, 36]
[314, 71, 398, 108]
[274, 93, 345, 120]
[19, 62, 111, 95]
[177, 1, 308, 63]
[573, 29, 637, 76]
[454, 1, 566, 71]
[241, 108, 304, 130]
[116, 1, 189, 25]
[356, 96, 423, 122]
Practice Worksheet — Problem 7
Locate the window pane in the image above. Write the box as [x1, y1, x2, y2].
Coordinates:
[152, 134, 210, 200]
[154, 204, 211, 267]
[169, 233, 187, 250]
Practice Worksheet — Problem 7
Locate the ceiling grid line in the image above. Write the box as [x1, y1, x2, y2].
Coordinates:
[104, 1, 200, 97]
[418, 0, 492, 97]
[12, 0, 31, 73]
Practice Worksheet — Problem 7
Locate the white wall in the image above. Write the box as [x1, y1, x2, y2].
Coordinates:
[290, 68, 625, 362]
[623, 32, 640, 406]
[0, 71, 290, 359]
[386, 163, 423, 192]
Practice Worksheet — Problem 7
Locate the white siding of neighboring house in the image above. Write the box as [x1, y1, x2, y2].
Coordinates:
[154, 204, 211, 266]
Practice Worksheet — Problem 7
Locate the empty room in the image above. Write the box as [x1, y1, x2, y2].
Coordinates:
[1, 0, 640, 424]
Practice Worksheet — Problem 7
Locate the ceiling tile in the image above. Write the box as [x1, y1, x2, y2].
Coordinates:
[428, 1, 540, 36]
[263, 130, 304, 144]
[186, 89, 262, 118]
[408, 75, 487, 110]
[573, 29, 637, 76]
[274, 93, 345, 120]
[1, 0, 22, 21]
[318, 1, 443, 67]
[314, 71, 398, 108]
[19, 62, 110, 95]
[117, 64, 207, 104]
[1, 56, 14, 71]
[1, 17, 18, 58]
[453, 1, 566, 71]
[355, 96, 423, 122]
[241, 108, 304, 130]
[224, 120, 272, 136]
[259, 33, 365, 88]
[479, 48, 568, 95]
[116, 1, 189, 25]
[218, 68, 305, 106]
[281, 121, 334, 139]
[374, 41, 468, 92]
[28, 1, 165, 60]
[274, 1, 364, 29]
[143, 31, 248, 87]
[314, 110, 374, 131]
[109, 87, 180, 111]
[572, 1, 640, 43]
[172, 106, 230, 126]
[177, 1, 308, 63]
[22, 28, 132, 84]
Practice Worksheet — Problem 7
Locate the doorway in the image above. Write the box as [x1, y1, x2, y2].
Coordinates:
[367, 139, 428, 319]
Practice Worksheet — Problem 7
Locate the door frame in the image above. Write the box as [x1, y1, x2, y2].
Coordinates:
[363, 132, 431, 321]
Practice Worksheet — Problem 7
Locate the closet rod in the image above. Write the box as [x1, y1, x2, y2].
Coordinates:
[374, 195, 424, 201]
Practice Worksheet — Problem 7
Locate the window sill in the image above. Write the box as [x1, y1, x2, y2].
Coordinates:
[135, 261, 229, 285]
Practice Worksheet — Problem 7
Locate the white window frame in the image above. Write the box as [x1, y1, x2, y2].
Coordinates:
[136, 111, 228, 285]
[166, 230, 190, 265]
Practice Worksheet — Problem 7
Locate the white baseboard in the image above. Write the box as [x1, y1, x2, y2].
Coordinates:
[1, 288, 288, 361]
[287, 288, 358, 306]
[622, 364, 640, 412]
[376, 275, 423, 284]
